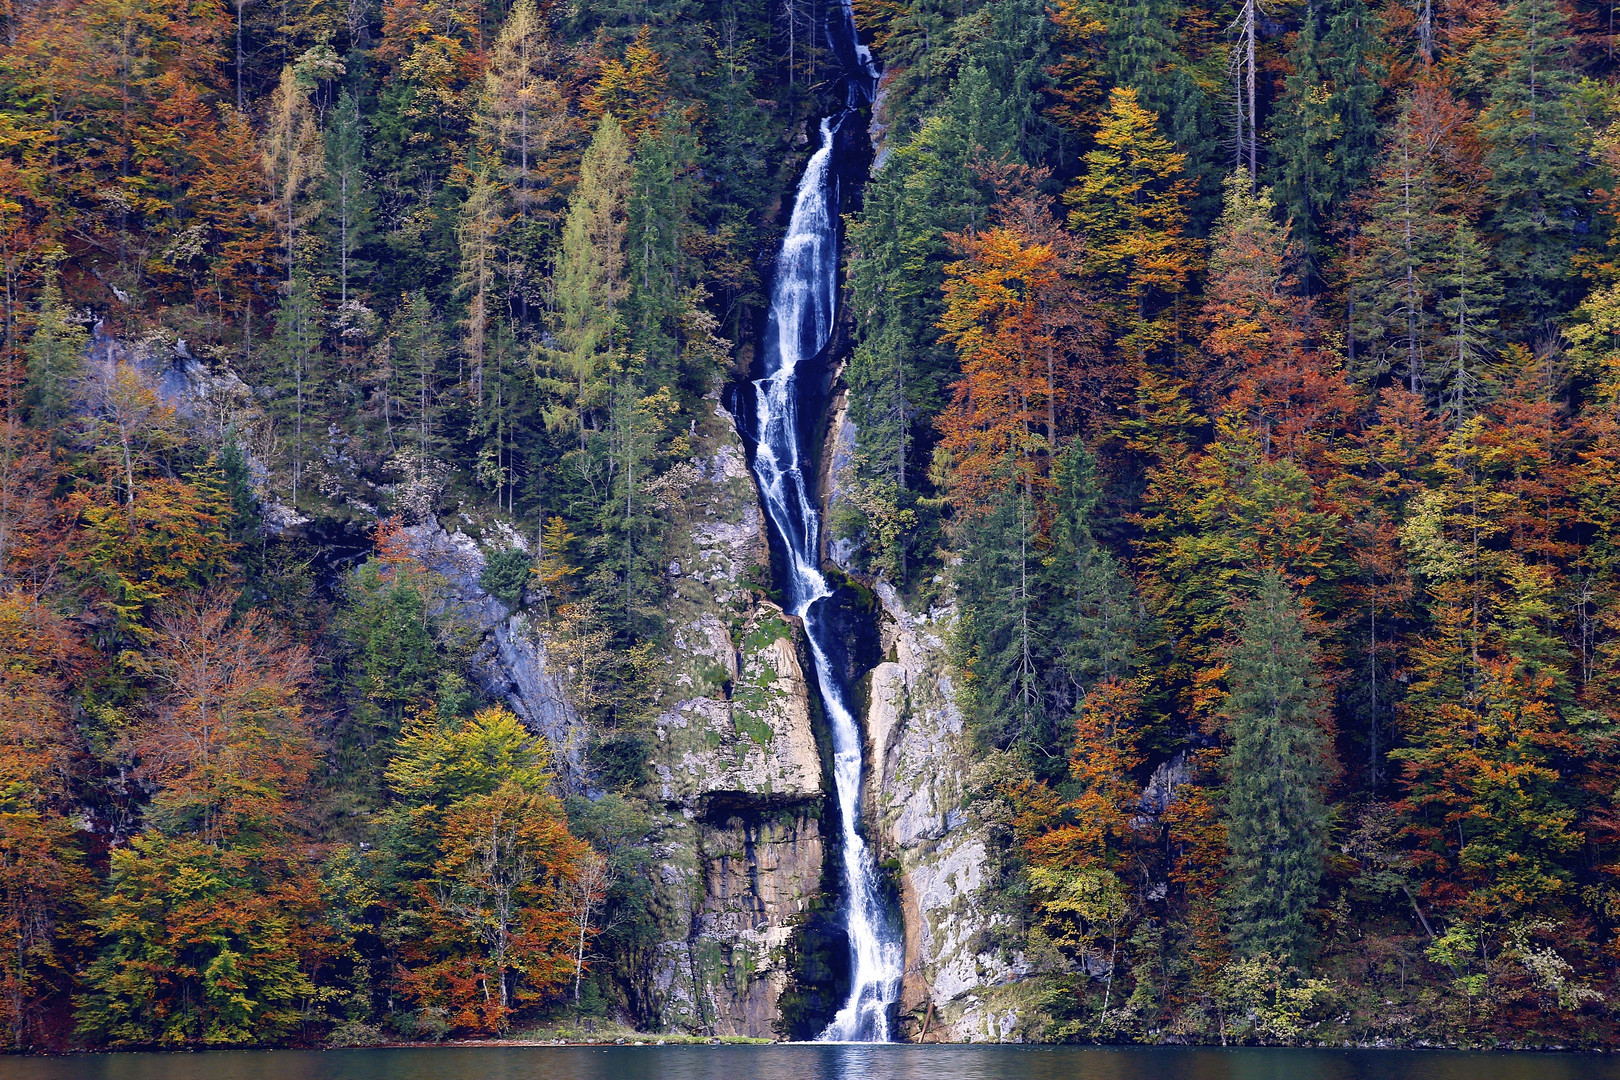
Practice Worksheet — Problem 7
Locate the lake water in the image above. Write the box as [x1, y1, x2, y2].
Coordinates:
[6, 1045, 1616, 1080]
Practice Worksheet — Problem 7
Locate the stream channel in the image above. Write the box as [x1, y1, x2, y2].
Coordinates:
[735, 0, 901, 1045]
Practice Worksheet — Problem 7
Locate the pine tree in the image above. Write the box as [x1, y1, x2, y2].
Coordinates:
[323, 89, 373, 309]
[1319, 0, 1382, 206]
[967, 0, 1056, 163]
[1221, 570, 1330, 963]
[1475, 0, 1586, 326]
[955, 476, 1051, 763]
[843, 112, 991, 579]
[1270, 6, 1335, 257]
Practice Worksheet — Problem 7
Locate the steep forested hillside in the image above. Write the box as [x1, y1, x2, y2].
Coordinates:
[3, 0, 1620, 1051]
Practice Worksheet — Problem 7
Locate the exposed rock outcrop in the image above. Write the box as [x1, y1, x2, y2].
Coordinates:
[397, 523, 591, 785]
[401, 402, 829, 1037]
[866, 580, 1033, 1043]
[637, 404, 829, 1036]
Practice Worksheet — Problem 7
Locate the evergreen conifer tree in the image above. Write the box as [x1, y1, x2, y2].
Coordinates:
[1221, 570, 1330, 964]
[1320, 0, 1382, 203]
[1475, 0, 1586, 326]
[1271, 0, 1382, 277]
[323, 89, 373, 309]
[1434, 224, 1502, 422]
[1101, 0, 1180, 118]
[627, 124, 696, 386]
[1041, 442, 1138, 715]
[270, 272, 325, 507]
[1271, 5, 1334, 255]
[956, 476, 1050, 765]
[391, 290, 445, 464]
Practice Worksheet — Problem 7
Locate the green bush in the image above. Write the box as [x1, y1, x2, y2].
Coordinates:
[480, 548, 533, 607]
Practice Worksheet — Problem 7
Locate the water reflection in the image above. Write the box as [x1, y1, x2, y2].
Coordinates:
[8, 1044, 1617, 1080]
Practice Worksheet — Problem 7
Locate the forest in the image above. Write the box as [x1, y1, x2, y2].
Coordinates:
[3, 0, 1620, 1051]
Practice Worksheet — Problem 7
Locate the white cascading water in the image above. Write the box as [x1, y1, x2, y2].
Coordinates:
[744, 5, 901, 1043]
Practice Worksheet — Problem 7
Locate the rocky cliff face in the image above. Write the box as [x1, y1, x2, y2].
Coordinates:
[863, 581, 1037, 1042]
[637, 401, 831, 1037]
[404, 400, 830, 1037]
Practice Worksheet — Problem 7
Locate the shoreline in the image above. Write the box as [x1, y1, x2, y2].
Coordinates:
[16, 1037, 1615, 1056]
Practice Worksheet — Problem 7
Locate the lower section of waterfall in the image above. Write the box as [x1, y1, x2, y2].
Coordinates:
[805, 606, 904, 1042]
[744, 109, 902, 1043]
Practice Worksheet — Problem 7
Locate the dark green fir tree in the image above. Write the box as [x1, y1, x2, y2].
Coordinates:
[1475, 0, 1586, 326]
[1220, 569, 1330, 964]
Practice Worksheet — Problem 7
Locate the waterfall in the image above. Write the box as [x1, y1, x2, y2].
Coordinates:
[742, 6, 902, 1044]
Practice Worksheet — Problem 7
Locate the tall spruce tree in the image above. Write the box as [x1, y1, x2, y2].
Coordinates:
[1271, 5, 1334, 258]
[1102, 0, 1180, 118]
[956, 476, 1051, 767]
[1320, 0, 1381, 202]
[843, 111, 991, 580]
[270, 272, 325, 507]
[1434, 223, 1502, 422]
[23, 270, 87, 431]
[1040, 442, 1138, 718]
[1221, 570, 1330, 964]
[323, 89, 373, 308]
[626, 124, 696, 387]
[1475, 0, 1586, 326]
[391, 290, 446, 464]
[1347, 91, 1470, 398]
[1270, 0, 1381, 276]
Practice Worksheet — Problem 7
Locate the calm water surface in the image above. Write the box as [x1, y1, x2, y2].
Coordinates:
[7, 1045, 1616, 1080]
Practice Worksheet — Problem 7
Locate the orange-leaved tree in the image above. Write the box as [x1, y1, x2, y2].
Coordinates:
[936, 223, 1077, 512]
[1024, 680, 1147, 1004]
[386, 705, 593, 1033]
[133, 595, 317, 845]
[0, 590, 94, 1049]
[79, 595, 325, 1049]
